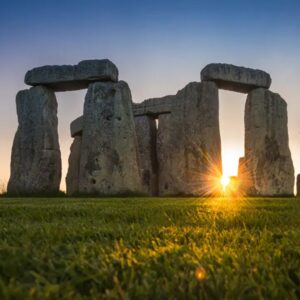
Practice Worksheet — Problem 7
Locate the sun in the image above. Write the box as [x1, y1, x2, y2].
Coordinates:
[221, 175, 230, 190]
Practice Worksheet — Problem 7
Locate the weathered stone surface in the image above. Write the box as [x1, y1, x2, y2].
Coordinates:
[70, 116, 83, 137]
[69, 96, 174, 137]
[132, 96, 173, 117]
[25, 59, 118, 91]
[157, 81, 222, 196]
[78, 81, 143, 195]
[66, 136, 82, 196]
[297, 174, 300, 197]
[135, 116, 158, 195]
[7, 86, 61, 195]
[244, 88, 294, 196]
[237, 157, 252, 194]
[238, 157, 245, 178]
[201, 63, 271, 93]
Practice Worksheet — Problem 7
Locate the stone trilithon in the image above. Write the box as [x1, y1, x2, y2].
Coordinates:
[8, 60, 295, 197]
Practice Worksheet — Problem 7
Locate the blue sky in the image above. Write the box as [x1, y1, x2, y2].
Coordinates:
[0, 0, 300, 190]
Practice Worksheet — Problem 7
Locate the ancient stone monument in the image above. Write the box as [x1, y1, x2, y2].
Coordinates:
[8, 60, 295, 196]
[201, 63, 271, 93]
[8, 86, 61, 195]
[297, 174, 300, 197]
[78, 81, 143, 195]
[25, 59, 119, 91]
[201, 63, 294, 196]
[8, 59, 143, 196]
[156, 81, 222, 196]
[244, 89, 294, 195]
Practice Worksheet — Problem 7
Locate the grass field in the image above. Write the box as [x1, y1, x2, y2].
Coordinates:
[0, 197, 300, 299]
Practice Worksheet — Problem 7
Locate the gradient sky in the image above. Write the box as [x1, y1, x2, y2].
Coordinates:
[0, 0, 300, 191]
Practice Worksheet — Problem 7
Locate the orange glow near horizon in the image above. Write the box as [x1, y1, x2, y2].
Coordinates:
[221, 175, 230, 191]
[219, 147, 244, 196]
[221, 148, 242, 177]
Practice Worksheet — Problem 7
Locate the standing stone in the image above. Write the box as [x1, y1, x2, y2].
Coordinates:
[66, 136, 82, 196]
[238, 157, 246, 178]
[70, 116, 83, 137]
[157, 81, 222, 196]
[244, 88, 294, 196]
[297, 174, 300, 197]
[135, 116, 158, 195]
[8, 86, 61, 195]
[237, 157, 252, 195]
[78, 81, 143, 195]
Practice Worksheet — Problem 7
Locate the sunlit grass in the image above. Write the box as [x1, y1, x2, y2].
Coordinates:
[0, 197, 300, 299]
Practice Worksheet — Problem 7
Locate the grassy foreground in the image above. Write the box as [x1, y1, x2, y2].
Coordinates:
[0, 198, 300, 299]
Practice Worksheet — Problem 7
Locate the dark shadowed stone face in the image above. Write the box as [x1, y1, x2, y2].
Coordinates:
[297, 175, 300, 196]
[66, 136, 82, 196]
[201, 63, 271, 93]
[70, 116, 83, 138]
[134, 115, 158, 196]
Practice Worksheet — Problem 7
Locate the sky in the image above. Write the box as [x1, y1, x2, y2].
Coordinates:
[0, 0, 300, 191]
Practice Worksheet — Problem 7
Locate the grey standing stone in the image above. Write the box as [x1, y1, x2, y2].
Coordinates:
[135, 116, 158, 195]
[157, 81, 222, 196]
[201, 63, 271, 93]
[238, 157, 245, 178]
[66, 136, 82, 196]
[70, 116, 83, 137]
[297, 174, 300, 197]
[78, 81, 143, 195]
[244, 88, 294, 196]
[25, 59, 119, 91]
[237, 156, 252, 195]
[8, 86, 61, 195]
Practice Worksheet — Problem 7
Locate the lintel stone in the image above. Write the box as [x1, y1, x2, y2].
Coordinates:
[70, 95, 175, 137]
[132, 97, 173, 117]
[201, 63, 271, 93]
[25, 59, 119, 92]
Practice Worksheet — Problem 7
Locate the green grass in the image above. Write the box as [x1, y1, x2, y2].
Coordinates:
[0, 197, 300, 299]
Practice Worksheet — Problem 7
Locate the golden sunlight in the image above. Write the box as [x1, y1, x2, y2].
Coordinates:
[221, 175, 230, 190]
[219, 148, 245, 196]
[222, 148, 241, 178]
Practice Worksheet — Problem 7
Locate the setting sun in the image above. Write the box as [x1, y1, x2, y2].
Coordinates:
[221, 176, 230, 189]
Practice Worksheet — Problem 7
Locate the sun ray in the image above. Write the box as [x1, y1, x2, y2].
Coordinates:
[221, 175, 230, 190]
